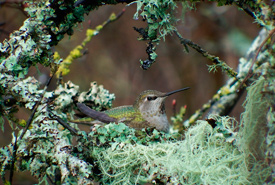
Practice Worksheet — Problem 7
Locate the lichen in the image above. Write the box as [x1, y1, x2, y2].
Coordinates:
[237, 77, 272, 182]
[133, 0, 178, 41]
[78, 82, 115, 111]
[89, 118, 264, 184]
[132, 0, 183, 69]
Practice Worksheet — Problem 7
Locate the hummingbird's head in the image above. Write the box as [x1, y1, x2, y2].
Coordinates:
[134, 90, 167, 115]
[133, 87, 190, 132]
[133, 87, 190, 115]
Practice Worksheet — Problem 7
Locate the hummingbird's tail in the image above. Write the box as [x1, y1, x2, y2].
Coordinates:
[77, 103, 117, 123]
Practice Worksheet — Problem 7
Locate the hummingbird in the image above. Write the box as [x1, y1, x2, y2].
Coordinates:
[76, 87, 190, 133]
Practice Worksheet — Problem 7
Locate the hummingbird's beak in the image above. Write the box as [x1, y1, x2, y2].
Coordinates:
[162, 87, 190, 97]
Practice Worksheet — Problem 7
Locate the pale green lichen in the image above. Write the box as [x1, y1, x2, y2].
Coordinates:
[78, 82, 115, 111]
[133, 0, 178, 41]
[54, 81, 80, 111]
[132, 0, 184, 68]
[11, 77, 43, 109]
[14, 116, 94, 184]
[0, 0, 117, 175]
[51, 81, 115, 128]
[239, 77, 267, 160]
[238, 77, 272, 182]
[90, 119, 265, 184]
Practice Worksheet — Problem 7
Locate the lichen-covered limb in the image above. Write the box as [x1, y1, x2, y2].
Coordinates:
[183, 28, 269, 127]
[11, 113, 93, 184]
[182, 26, 275, 181]
[0, 78, 115, 183]
[0, 80, 113, 184]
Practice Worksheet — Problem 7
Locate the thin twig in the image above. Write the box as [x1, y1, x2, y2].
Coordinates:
[19, 74, 54, 139]
[9, 136, 17, 184]
[48, 111, 79, 135]
[9, 73, 55, 184]
[56, 8, 126, 78]
[174, 30, 238, 78]
[103, 7, 126, 27]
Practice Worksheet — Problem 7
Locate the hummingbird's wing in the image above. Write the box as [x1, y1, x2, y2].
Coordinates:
[104, 106, 151, 129]
[76, 103, 117, 123]
[77, 103, 150, 130]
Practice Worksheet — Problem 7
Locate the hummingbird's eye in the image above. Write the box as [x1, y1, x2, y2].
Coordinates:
[147, 96, 157, 101]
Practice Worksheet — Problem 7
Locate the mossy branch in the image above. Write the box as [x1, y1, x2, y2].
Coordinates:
[56, 9, 125, 78]
[174, 30, 238, 78]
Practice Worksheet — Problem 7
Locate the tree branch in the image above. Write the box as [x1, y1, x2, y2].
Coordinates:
[183, 29, 269, 127]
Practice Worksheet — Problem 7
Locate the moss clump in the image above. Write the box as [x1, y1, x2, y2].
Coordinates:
[91, 118, 265, 184]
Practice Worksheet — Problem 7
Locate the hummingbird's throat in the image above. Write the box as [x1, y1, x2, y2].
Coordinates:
[160, 101, 166, 114]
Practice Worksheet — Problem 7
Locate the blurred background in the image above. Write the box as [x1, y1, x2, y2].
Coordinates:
[0, 1, 260, 184]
